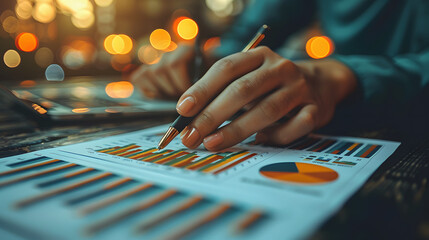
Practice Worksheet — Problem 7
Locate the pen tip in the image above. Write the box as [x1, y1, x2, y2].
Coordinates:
[157, 127, 180, 150]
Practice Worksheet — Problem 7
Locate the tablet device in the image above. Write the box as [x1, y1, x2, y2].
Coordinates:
[0, 76, 177, 123]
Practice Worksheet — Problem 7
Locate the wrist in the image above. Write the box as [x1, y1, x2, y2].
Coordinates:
[296, 59, 357, 104]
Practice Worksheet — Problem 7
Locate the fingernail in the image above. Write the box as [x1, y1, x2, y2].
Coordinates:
[183, 127, 200, 147]
[176, 96, 195, 115]
[203, 132, 224, 149]
[180, 127, 190, 139]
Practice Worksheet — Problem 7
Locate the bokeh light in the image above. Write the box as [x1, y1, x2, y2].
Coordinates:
[35, 47, 54, 68]
[105, 81, 134, 98]
[104, 34, 133, 55]
[177, 18, 198, 40]
[104, 34, 116, 54]
[110, 54, 131, 71]
[61, 39, 95, 69]
[3, 50, 21, 68]
[72, 108, 90, 113]
[15, 0, 33, 20]
[94, 0, 114, 7]
[203, 37, 221, 52]
[20, 80, 36, 87]
[2, 16, 19, 33]
[45, 64, 65, 81]
[16, 32, 39, 52]
[33, 2, 56, 23]
[306, 36, 334, 59]
[71, 10, 95, 29]
[138, 45, 161, 65]
[164, 41, 177, 52]
[205, 0, 234, 17]
[150, 29, 171, 50]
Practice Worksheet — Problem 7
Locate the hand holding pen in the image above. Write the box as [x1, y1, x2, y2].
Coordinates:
[159, 25, 269, 149]
[159, 24, 356, 151]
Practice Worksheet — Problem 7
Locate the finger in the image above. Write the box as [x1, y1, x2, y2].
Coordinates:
[130, 67, 160, 99]
[201, 87, 302, 151]
[256, 104, 318, 146]
[176, 47, 267, 117]
[146, 69, 177, 97]
[181, 69, 281, 149]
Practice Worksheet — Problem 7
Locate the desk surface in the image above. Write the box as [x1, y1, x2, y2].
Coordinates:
[0, 103, 427, 240]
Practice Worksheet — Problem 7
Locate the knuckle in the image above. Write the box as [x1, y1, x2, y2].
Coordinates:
[260, 99, 283, 120]
[229, 78, 255, 99]
[213, 57, 234, 73]
[196, 111, 216, 129]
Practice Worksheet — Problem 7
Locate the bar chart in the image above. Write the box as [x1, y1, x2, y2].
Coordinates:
[95, 144, 259, 175]
[289, 137, 382, 158]
[0, 155, 268, 239]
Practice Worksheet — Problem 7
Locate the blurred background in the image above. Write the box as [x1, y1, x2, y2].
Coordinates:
[0, 0, 333, 87]
[0, 0, 250, 83]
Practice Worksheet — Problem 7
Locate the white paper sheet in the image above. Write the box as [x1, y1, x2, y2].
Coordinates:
[0, 124, 400, 240]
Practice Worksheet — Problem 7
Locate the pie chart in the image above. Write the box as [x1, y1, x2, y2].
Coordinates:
[259, 162, 338, 184]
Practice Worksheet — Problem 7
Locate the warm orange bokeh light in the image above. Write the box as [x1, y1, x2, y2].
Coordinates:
[306, 36, 334, 59]
[177, 18, 198, 40]
[104, 34, 133, 55]
[105, 81, 134, 98]
[72, 108, 90, 113]
[104, 34, 116, 54]
[16, 32, 38, 52]
[203, 37, 221, 52]
[164, 41, 177, 52]
[150, 29, 171, 50]
[20, 80, 36, 87]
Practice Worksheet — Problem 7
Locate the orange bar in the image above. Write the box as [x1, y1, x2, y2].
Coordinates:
[233, 210, 264, 234]
[117, 149, 141, 157]
[129, 149, 158, 159]
[152, 151, 188, 164]
[0, 159, 60, 177]
[65, 168, 94, 178]
[86, 189, 178, 235]
[107, 145, 139, 155]
[347, 143, 359, 151]
[104, 177, 132, 189]
[80, 183, 153, 216]
[171, 156, 198, 168]
[15, 172, 113, 209]
[0, 163, 77, 188]
[360, 145, 377, 158]
[186, 155, 223, 170]
[213, 153, 257, 175]
[165, 202, 231, 239]
[202, 152, 249, 173]
[331, 150, 340, 154]
[135, 195, 204, 232]
[141, 150, 173, 162]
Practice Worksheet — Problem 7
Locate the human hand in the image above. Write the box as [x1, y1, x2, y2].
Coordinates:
[130, 44, 195, 99]
[176, 46, 357, 151]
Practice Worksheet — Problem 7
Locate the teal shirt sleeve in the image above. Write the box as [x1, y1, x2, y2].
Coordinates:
[334, 49, 429, 112]
[214, 0, 316, 58]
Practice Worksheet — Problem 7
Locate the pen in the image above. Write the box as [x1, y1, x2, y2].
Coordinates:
[158, 24, 269, 150]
